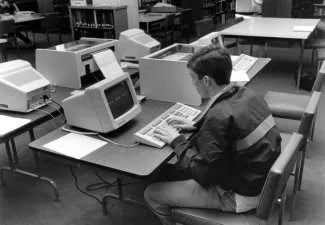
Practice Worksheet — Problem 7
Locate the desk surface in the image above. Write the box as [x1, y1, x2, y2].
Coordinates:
[221, 17, 320, 40]
[0, 15, 44, 24]
[0, 68, 137, 144]
[139, 12, 181, 23]
[29, 58, 270, 177]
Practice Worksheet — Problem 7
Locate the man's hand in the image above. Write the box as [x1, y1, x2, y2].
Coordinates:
[167, 117, 196, 131]
[153, 124, 180, 144]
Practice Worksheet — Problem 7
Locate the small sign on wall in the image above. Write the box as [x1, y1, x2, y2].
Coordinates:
[71, 0, 87, 6]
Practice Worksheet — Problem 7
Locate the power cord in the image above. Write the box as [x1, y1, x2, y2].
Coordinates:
[47, 103, 66, 123]
[70, 167, 138, 206]
[34, 108, 61, 128]
[89, 68, 99, 82]
[61, 124, 140, 148]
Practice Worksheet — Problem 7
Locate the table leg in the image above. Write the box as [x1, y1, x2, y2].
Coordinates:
[0, 129, 60, 200]
[297, 40, 305, 89]
[147, 23, 149, 35]
[11, 139, 19, 165]
[102, 178, 147, 214]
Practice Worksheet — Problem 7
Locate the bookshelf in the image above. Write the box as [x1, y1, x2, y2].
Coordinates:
[181, 0, 236, 30]
[69, 4, 128, 40]
[262, 0, 311, 18]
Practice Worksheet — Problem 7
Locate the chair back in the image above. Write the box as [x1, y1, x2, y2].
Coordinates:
[256, 132, 303, 221]
[164, 13, 175, 31]
[195, 18, 215, 38]
[179, 9, 191, 27]
[215, 18, 236, 32]
[43, 12, 61, 29]
[312, 61, 325, 92]
[298, 91, 321, 145]
[234, 16, 244, 24]
[0, 19, 15, 35]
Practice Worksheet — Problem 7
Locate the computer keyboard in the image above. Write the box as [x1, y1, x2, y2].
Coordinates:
[134, 103, 201, 148]
[232, 54, 258, 72]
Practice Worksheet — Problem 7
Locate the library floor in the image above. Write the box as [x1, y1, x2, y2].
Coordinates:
[0, 33, 325, 225]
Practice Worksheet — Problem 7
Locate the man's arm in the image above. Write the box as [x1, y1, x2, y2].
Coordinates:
[170, 112, 233, 186]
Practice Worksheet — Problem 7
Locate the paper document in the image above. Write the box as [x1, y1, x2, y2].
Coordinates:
[231, 55, 239, 62]
[231, 70, 250, 82]
[92, 50, 124, 80]
[293, 26, 314, 32]
[0, 115, 31, 136]
[43, 133, 107, 159]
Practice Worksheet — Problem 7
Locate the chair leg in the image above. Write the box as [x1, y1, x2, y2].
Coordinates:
[15, 40, 20, 58]
[250, 44, 253, 56]
[264, 42, 268, 58]
[46, 32, 50, 46]
[298, 149, 306, 191]
[186, 29, 189, 44]
[259, 44, 262, 58]
[311, 49, 315, 63]
[59, 29, 62, 44]
[278, 186, 287, 225]
[290, 151, 302, 221]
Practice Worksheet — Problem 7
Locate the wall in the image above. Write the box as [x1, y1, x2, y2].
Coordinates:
[92, 0, 139, 29]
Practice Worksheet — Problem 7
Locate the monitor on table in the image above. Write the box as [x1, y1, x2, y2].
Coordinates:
[62, 72, 141, 133]
[119, 28, 161, 62]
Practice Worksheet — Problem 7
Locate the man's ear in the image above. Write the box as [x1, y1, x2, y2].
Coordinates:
[203, 75, 211, 86]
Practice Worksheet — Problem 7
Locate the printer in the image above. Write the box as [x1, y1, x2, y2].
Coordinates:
[0, 60, 51, 113]
[119, 29, 161, 62]
[36, 38, 120, 89]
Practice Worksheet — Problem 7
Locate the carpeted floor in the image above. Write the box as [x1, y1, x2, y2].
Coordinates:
[0, 32, 324, 225]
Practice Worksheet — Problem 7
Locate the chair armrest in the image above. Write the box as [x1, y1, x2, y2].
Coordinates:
[306, 92, 321, 114]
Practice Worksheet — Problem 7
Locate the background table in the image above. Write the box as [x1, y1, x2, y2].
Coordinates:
[220, 17, 320, 89]
[28, 57, 270, 213]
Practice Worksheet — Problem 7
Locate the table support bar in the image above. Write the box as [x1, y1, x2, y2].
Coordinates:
[0, 166, 60, 200]
[102, 178, 147, 214]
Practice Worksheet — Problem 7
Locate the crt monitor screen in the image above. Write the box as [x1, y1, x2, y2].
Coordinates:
[104, 80, 134, 119]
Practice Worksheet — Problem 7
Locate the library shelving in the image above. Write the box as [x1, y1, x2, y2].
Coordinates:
[69, 4, 128, 40]
[181, 0, 236, 30]
[262, 0, 312, 18]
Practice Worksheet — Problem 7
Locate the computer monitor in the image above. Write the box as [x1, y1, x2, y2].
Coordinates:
[62, 72, 141, 133]
[119, 29, 161, 62]
[197, 32, 224, 47]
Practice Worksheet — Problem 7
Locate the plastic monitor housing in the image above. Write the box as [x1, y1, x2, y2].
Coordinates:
[197, 32, 224, 47]
[0, 60, 51, 113]
[119, 29, 161, 62]
[62, 72, 141, 133]
[140, 43, 205, 106]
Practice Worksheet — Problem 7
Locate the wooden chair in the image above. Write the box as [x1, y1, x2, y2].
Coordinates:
[32, 12, 62, 46]
[172, 133, 303, 225]
[173, 10, 191, 43]
[0, 19, 19, 56]
[195, 18, 215, 38]
[0, 39, 7, 62]
[277, 91, 321, 221]
[264, 63, 325, 140]
[152, 13, 175, 47]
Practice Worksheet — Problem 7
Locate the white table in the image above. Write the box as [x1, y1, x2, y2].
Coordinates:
[220, 17, 320, 89]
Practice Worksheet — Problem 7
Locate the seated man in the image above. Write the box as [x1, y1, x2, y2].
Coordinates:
[144, 45, 282, 225]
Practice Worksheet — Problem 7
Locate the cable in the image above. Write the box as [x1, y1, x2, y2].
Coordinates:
[70, 166, 103, 205]
[89, 68, 99, 82]
[51, 99, 63, 109]
[97, 134, 140, 148]
[48, 103, 66, 123]
[34, 108, 61, 128]
[61, 125, 139, 148]
[61, 124, 98, 135]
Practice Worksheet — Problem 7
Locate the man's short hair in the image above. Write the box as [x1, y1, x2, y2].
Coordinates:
[187, 45, 232, 85]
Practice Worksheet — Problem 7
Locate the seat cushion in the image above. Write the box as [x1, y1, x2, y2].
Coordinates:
[317, 48, 325, 61]
[280, 133, 292, 151]
[172, 208, 255, 225]
[305, 39, 325, 49]
[264, 91, 309, 120]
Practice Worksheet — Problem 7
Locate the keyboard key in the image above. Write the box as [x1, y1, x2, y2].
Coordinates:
[140, 127, 152, 135]
[169, 109, 175, 114]
[161, 114, 169, 120]
[152, 120, 162, 127]
[174, 104, 182, 109]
